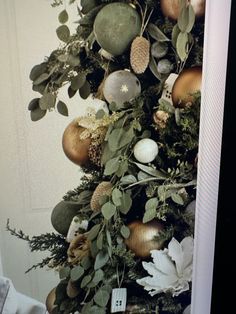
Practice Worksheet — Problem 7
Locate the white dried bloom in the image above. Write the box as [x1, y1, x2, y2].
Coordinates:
[137, 237, 194, 297]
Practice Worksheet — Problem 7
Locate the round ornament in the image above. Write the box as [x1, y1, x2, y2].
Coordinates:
[172, 66, 202, 107]
[94, 3, 141, 56]
[51, 201, 79, 236]
[67, 280, 80, 299]
[124, 220, 164, 258]
[46, 287, 56, 314]
[133, 139, 158, 164]
[103, 70, 141, 109]
[161, 0, 205, 20]
[157, 59, 173, 74]
[62, 120, 91, 166]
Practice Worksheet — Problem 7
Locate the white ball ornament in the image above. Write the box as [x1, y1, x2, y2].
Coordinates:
[133, 139, 159, 163]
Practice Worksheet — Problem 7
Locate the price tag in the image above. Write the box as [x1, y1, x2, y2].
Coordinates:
[161, 73, 178, 105]
[111, 288, 127, 313]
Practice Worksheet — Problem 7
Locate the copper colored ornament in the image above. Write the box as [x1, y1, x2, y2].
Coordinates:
[124, 220, 164, 258]
[62, 120, 91, 166]
[161, 0, 205, 20]
[172, 66, 202, 107]
[46, 287, 56, 314]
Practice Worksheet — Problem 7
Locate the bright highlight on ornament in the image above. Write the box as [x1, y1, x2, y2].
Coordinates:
[133, 139, 158, 163]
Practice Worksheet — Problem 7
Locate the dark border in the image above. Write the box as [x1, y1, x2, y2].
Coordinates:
[211, 1, 236, 313]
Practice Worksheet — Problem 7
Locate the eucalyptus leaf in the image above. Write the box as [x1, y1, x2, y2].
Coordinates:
[57, 101, 68, 116]
[33, 73, 50, 85]
[71, 73, 86, 91]
[104, 157, 120, 176]
[68, 86, 77, 98]
[178, 3, 195, 33]
[96, 109, 106, 119]
[57, 54, 68, 63]
[97, 232, 104, 250]
[89, 306, 106, 314]
[171, 193, 184, 205]
[143, 207, 156, 223]
[106, 229, 112, 247]
[120, 175, 137, 185]
[120, 225, 130, 239]
[56, 25, 70, 43]
[149, 55, 162, 81]
[81, 0, 97, 14]
[81, 256, 92, 270]
[137, 171, 151, 181]
[58, 10, 69, 24]
[93, 269, 104, 284]
[79, 80, 91, 99]
[78, 5, 103, 26]
[158, 98, 175, 114]
[28, 98, 39, 111]
[119, 192, 132, 214]
[157, 59, 173, 74]
[39, 93, 56, 110]
[30, 107, 47, 121]
[32, 83, 46, 95]
[176, 32, 188, 61]
[134, 162, 167, 179]
[101, 202, 116, 220]
[172, 24, 181, 48]
[112, 188, 122, 206]
[88, 224, 101, 241]
[94, 288, 110, 307]
[81, 274, 92, 288]
[175, 108, 181, 125]
[145, 198, 158, 211]
[29, 63, 47, 81]
[94, 250, 109, 270]
[70, 265, 84, 281]
[147, 23, 170, 42]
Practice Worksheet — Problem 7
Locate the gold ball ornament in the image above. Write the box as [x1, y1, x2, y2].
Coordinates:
[161, 0, 205, 20]
[124, 220, 165, 258]
[45, 287, 56, 314]
[172, 66, 202, 107]
[62, 120, 91, 166]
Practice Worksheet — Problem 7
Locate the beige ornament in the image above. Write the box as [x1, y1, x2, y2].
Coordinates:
[90, 181, 112, 211]
[130, 36, 150, 74]
[161, 0, 205, 20]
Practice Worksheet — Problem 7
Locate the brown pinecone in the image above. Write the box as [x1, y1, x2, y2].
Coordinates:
[90, 181, 112, 212]
[130, 36, 150, 74]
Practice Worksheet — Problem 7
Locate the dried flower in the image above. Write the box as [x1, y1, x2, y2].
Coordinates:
[137, 237, 194, 297]
[153, 110, 169, 129]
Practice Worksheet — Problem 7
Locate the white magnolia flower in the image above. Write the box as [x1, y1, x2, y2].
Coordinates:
[137, 237, 194, 297]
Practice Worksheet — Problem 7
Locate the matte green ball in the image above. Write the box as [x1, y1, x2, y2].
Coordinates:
[51, 201, 79, 236]
[103, 70, 141, 108]
[94, 3, 141, 56]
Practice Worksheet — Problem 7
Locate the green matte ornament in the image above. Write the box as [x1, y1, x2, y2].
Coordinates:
[51, 201, 79, 236]
[94, 3, 141, 56]
[103, 70, 141, 108]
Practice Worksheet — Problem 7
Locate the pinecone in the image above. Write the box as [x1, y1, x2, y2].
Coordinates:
[130, 36, 150, 74]
[90, 181, 112, 212]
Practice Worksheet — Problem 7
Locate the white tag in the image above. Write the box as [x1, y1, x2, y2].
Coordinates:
[161, 73, 179, 105]
[66, 216, 88, 243]
[111, 288, 127, 313]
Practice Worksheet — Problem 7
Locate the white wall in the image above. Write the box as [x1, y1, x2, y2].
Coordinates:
[0, 0, 99, 302]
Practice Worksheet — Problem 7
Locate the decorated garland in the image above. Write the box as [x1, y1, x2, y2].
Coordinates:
[8, 0, 205, 313]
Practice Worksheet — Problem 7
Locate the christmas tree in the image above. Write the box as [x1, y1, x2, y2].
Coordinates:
[8, 0, 205, 313]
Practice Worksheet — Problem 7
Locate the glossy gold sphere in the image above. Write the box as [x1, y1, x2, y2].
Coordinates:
[172, 66, 202, 107]
[46, 287, 56, 314]
[62, 121, 91, 166]
[161, 0, 205, 20]
[125, 220, 164, 258]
